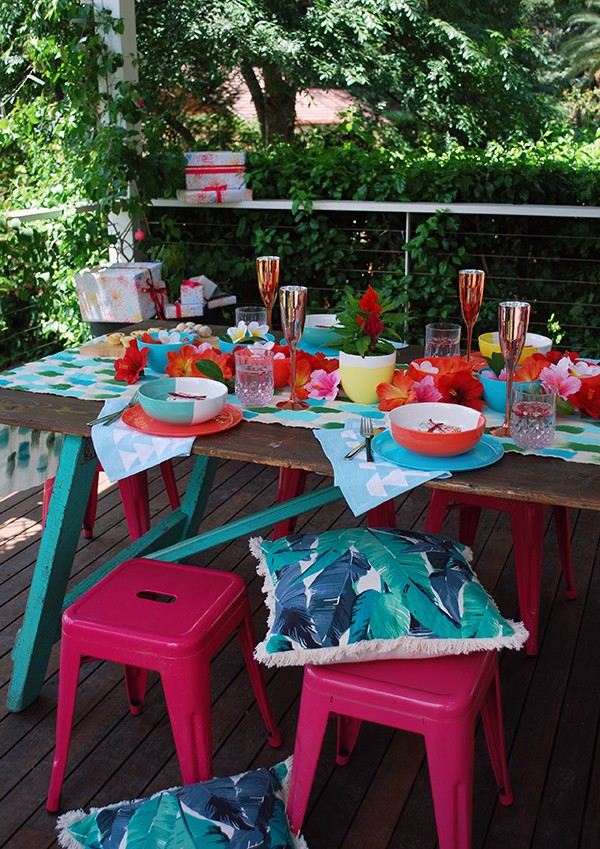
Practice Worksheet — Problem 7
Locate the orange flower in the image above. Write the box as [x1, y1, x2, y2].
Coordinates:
[310, 351, 339, 374]
[193, 348, 234, 382]
[437, 370, 484, 411]
[407, 355, 471, 381]
[114, 341, 148, 384]
[376, 370, 417, 411]
[140, 332, 159, 344]
[166, 344, 201, 377]
[516, 353, 548, 382]
[294, 357, 313, 400]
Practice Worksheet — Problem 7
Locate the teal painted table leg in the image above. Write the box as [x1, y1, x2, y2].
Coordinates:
[7, 435, 98, 712]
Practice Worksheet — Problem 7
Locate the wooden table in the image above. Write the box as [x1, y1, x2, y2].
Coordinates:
[1, 344, 599, 711]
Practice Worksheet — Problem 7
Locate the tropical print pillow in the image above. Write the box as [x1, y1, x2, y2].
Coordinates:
[251, 527, 527, 666]
[56, 758, 309, 849]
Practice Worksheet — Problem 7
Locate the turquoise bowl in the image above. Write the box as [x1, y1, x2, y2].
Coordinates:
[479, 369, 539, 413]
[218, 332, 275, 355]
[138, 377, 227, 425]
[136, 331, 195, 374]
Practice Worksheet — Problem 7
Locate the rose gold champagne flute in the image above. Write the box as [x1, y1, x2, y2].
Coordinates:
[458, 269, 485, 361]
[256, 256, 280, 330]
[277, 285, 308, 411]
[490, 300, 531, 437]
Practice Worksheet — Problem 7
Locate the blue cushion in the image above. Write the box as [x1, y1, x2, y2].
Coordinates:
[251, 528, 527, 666]
[57, 759, 308, 849]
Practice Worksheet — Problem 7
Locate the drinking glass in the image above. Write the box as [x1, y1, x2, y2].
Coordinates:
[234, 348, 274, 407]
[235, 305, 268, 327]
[490, 300, 531, 437]
[424, 323, 461, 358]
[510, 385, 556, 450]
[277, 285, 308, 410]
[458, 269, 485, 361]
[256, 256, 280, 330]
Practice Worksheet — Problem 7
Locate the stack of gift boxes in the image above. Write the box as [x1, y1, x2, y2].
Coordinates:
[164, 274, 237, 319]
[179, 151, 253, 204]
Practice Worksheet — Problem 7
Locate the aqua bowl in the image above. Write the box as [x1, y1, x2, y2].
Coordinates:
[136, 331, 195, 374]
[218, 333, 275, 355]
[479, 369, 539, 414]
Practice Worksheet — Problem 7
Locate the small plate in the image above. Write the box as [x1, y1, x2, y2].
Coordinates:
[122, 403, 243, 437]
[372, 431, 504, 471]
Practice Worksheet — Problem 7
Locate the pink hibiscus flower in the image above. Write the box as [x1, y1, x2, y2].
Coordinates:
[306, 368, 341, 401]
[540, 357, 582, 400]
[413, 374, 442, 403]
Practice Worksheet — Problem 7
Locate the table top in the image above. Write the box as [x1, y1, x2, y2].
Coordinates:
[1, 339, 599, 512]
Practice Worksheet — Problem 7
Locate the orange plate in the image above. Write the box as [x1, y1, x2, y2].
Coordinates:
[122, 403, 243, 437]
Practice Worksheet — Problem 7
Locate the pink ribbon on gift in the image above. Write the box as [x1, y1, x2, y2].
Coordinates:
[185, 165, 246, 175]
[140, 270, 168, 320]
[182, 279, 203, 289]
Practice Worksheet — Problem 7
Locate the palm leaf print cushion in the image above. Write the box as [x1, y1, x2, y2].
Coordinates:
[56, 759, 308, 849]
[250, 528, 527, 666]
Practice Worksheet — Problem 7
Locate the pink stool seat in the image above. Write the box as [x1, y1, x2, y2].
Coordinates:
[47, 558, 281, 812]
[288, 651, 511, 849]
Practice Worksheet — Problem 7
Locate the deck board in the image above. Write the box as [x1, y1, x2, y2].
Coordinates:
[0, 456, 598, 848]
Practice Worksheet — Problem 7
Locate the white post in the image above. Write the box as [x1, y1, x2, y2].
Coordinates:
[92, 0, 139, 262]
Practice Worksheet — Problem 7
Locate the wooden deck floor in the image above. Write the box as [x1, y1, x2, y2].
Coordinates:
[0, 457, 598, 849]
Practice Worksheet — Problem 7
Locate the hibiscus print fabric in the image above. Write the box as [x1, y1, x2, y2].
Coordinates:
[252, 527, 527, 667]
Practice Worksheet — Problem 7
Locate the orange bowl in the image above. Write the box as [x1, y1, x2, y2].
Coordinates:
[389, 403, 486, 457]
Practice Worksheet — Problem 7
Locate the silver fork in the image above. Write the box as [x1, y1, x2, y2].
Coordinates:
[360, 416, 375, 462]
[86, 391, 139, 427]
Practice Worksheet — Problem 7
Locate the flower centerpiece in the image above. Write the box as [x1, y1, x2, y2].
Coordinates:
[335, 285, 406, 403]
[538, 351, 600, 418]
[377, 356, 484, 411]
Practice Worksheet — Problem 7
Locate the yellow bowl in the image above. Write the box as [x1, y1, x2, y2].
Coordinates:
[478, 332, 552, 365]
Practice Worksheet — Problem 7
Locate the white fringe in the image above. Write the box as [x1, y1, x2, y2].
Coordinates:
[255, 619, 529, 667]
[56, 810, 88, 848]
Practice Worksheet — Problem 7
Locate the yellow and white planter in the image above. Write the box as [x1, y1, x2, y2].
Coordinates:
[339, 350, 396, 404]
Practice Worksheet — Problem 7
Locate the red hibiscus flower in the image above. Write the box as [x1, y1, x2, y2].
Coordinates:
[567, 373, 600, 418]
[437, 370, 484, 411]
[545, 350, 579, 365]
[310, 351, 339, 373]
[114, 341, 148, 384]
[294, 357, 313, 400]
[376, 370, 417, 411]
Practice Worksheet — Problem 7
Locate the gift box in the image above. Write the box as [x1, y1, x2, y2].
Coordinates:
[181, 188, 253, 204]
[181, 276, 214, 306]
[74, 262, 166, 323]
[184, 151, 247, 190]
[164, 301, 204, 319]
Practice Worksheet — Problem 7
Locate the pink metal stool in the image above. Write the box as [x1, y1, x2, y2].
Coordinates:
[42, 460, 180, 541]
[287, 651, 512, 849]
[47, 557, 282, 812]
[424, 489, 576, 655]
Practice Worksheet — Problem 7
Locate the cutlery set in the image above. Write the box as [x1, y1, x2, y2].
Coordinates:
[86, 392, 139, 427]
[344, 417, 378, 462]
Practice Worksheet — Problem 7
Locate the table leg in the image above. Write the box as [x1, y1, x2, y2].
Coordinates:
[7, 435, 98, 712]
[509, 501, 546, 656]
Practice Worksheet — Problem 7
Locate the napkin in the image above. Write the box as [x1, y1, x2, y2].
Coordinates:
[91, 394, 196, 483]
[314, 418, 451, 517]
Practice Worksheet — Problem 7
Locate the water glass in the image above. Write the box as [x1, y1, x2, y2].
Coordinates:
[424, 323, 462, 358]
[235, 305, 268, 328]
[234, 348, 274, 406]
[510, 385, 556, 450]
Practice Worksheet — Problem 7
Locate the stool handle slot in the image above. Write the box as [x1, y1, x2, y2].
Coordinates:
[136, 590, 177, 604]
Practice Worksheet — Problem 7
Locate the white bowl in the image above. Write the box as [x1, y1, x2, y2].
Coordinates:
[138, 377, 227, 425]
[302, 314, 343, 348]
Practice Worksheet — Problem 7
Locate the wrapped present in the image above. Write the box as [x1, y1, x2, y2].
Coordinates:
[184, 151, 247, 190]
[164, 300, 204, 319]
[181, 188, 253, 204]
[181, 275, 218, 303]
[74, 262, 166, 323]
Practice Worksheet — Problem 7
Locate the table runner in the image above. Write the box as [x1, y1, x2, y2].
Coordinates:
[0, 344, 598, 497]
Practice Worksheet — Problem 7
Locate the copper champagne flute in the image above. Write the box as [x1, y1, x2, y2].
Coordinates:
[256, 256, 280, 330]
[277, 285, 308, 411]
[458, 269, 485, 361]
[490, 300, 531, 437]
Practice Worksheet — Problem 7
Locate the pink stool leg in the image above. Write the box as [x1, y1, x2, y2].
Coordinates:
[41, 477, 54, 530]
[159, 460, 180, 511]
[118, 471, 151, 542]
[509, 501, 545, 655]
[273, 468, 308, 539]
[553, 506, 576, 599]
[82, 464, 101, 539]
[424, 490, 451, 534]
[236, 606, 282, 747]
[367, 499, 397, 528]
[46, 638, 82, 812]
[124, 665, 149, 716]
[336, 715, 362, 765]
[161, 661, 214, 784]
[287, 680, 332, 835]
[424, 717, 475, 849]
[480, 669, 513, 805]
